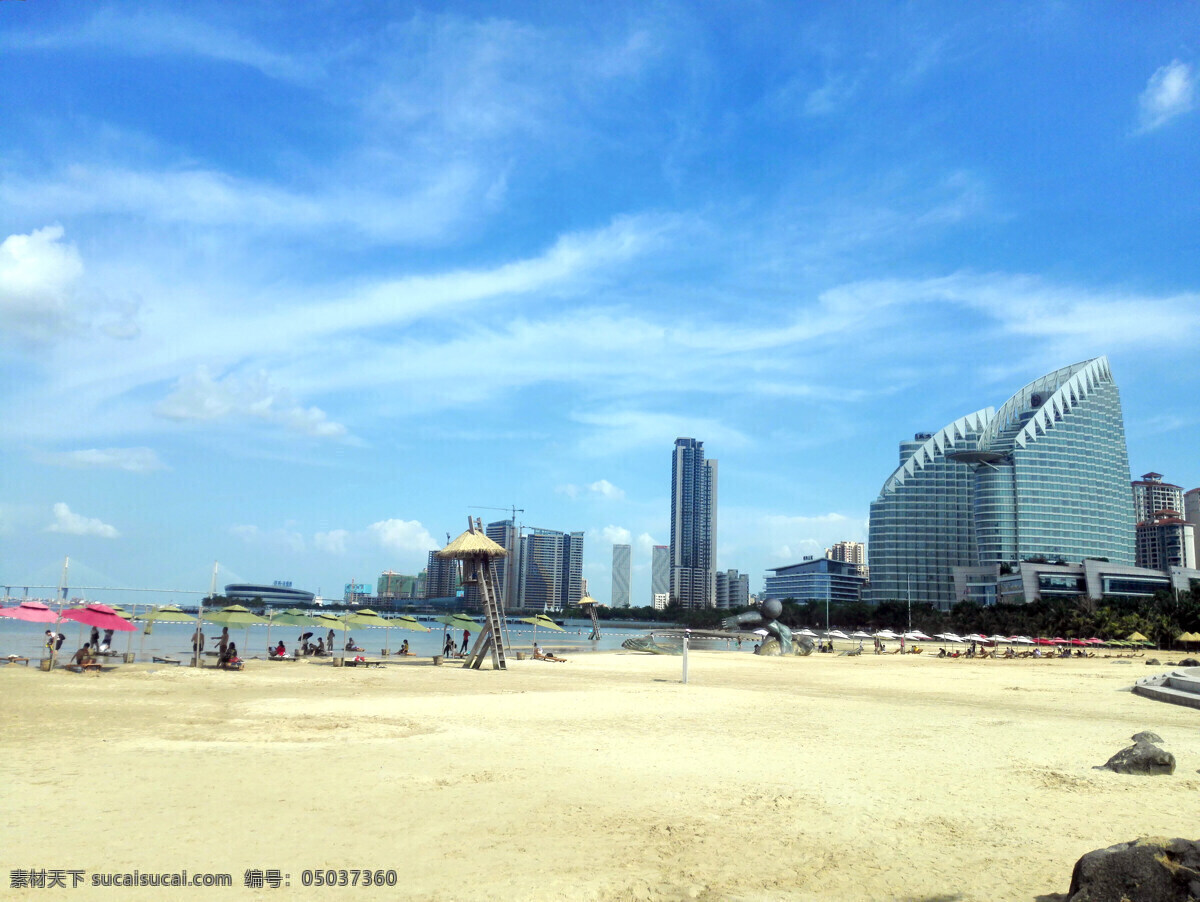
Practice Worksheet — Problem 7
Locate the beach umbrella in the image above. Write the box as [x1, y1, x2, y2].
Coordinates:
[1, 601, 64, 664]
[206, 605, 269, 658]
[268, 609, 320, 651]
[312, 613, 352, 660]
[0, 600, 60, 622]
[134, 605, 196, 658]
[824, 629, 849, 640]
[432, 614, 483, 655]
[1126, 631, 1149, 643]
[797, 628, 818, 637]
[62, 603, 136, 634]
[873, 629, 898, 640]
[849, 630, 873, 639]
[987, 634, 1009, 643]
[62, 603, 137, 661]
[520, 613, 565, 651]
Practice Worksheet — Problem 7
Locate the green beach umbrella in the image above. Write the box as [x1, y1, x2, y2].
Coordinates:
[206, 605, 269, 659]
[520, 613, 564, 650]
[267, 608, 320, 651]
[134, 604, 196, 658]
[432, 615, 482, 656]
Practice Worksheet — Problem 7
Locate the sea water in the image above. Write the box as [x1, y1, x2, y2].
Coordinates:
[0, 616, 753, 663]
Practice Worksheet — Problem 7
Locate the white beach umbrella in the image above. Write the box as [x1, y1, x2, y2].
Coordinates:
[825, 630, 849, 640]
[796, 628, 818, 637]
[940, 633, 964, 643]
[987, 634, 1009, 643]
[874, 629, 898, 640]
[1012, 636, 1034, 645]
[910, 630, 933, 641]
[849, 630, 873, 639]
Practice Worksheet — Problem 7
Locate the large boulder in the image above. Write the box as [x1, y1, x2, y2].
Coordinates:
[1131, 731, 1163, 745]
[1179, 657, 1199, 667]
[1068, 837, 1200, 901]
[1101, 741, 1176, 776]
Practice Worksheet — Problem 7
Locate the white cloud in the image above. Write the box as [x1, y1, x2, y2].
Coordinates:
[39, 447, 165, 472]
[1138, 60, 1196, 132]
[11, 8, 315, 82]
[46, 503, 119, 538]
[368, 519, 437, 555]
[636, 532, 659, 555]
[314, 530, 350, 555]
[587, 479, 626, 500]
[597, 525, 632, 547]
[155, 367, 348, 439]
[557, 479, 626, 501]
[0, 225, 83, 341]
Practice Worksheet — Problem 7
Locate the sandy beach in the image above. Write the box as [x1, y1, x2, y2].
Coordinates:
[1, 650, 1197, 901]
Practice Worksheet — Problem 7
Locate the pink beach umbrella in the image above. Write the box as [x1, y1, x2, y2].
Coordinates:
[0, 601, 60, 623]
[61, 603, 137, 635]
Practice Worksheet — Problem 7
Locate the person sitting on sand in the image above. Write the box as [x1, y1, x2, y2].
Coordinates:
[345, 637, 363, 652]
[532, 642, 544, 659]
[72, 643, 95, 667]
[219, 642, 240, 668]
[400, 640, 411, 656]
[315, 638, 326, 656]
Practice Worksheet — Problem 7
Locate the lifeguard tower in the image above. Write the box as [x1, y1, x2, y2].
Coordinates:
[437, 518, 509, 670]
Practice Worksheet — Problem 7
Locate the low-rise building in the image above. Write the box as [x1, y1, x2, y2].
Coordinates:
[763, 557, 866, 605]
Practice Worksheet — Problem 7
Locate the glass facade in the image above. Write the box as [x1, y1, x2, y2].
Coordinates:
[867, 410, 993, 608]
[971, 358, 1135, 566]
[868, 356, 1137, 610]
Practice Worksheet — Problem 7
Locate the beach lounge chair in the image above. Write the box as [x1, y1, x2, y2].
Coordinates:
[4, 655, 31, 666]
[152, 656, 181, 665]
[344, 657, 384, 667]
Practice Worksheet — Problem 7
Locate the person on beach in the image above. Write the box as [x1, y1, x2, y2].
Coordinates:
[327, 629, 335, 651]
[444, 634, 455, 657]
[72, 643, 94, 667]
[45, 630, 66, 652]
[192, 628, 205, 654]
[273, 641, 287, 657]
[460, 630, 470, 654]
[90, 626, 100, 650]
[101, 628, 114, 652]
[315, 637, 326, 656]
[215, 627, 230, 659]
[400, 640, 410, 656]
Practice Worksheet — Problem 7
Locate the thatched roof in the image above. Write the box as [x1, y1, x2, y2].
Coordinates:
[578, 595, 598, 606]
[437, 527, 508, 560]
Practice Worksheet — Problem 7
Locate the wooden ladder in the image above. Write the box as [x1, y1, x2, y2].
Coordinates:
[587, 605, 601, 640]
[463, 555, 507, 670]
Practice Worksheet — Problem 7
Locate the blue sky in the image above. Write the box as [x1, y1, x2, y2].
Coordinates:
[2, 2, 1198, 606]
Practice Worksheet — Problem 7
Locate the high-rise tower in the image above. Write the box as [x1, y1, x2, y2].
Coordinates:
[868, 356, 1136, 609]
[670, 437, 717, 609]
[611, 544, 631, 608]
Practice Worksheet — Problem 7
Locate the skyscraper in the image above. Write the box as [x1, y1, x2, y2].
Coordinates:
[1132, 473, 1184, 525]
[867, 412, 992, 607]
[611, 544, 631, 607]
[515, 528, 584, 612]
[651, 544, 669, 605]
[869, 356, 1136, 609]
[670, 437, 717, 609]
[424, 549, 459, 599]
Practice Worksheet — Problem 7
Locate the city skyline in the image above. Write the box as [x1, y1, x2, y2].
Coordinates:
[3, 3, 1200, 608]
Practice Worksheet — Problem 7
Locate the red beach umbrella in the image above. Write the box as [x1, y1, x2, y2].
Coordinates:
[1069, 638, 1088, 646]
[61, 603, 137, 633]
[0, 601, 60, 623]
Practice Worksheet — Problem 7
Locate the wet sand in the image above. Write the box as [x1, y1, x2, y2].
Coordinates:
[1, 650, 1197, 901]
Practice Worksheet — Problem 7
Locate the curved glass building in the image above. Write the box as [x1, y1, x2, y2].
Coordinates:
[868, 409, 994, 607]
[963, 357, 1135, 567]
[868, 356, 1136, 608]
